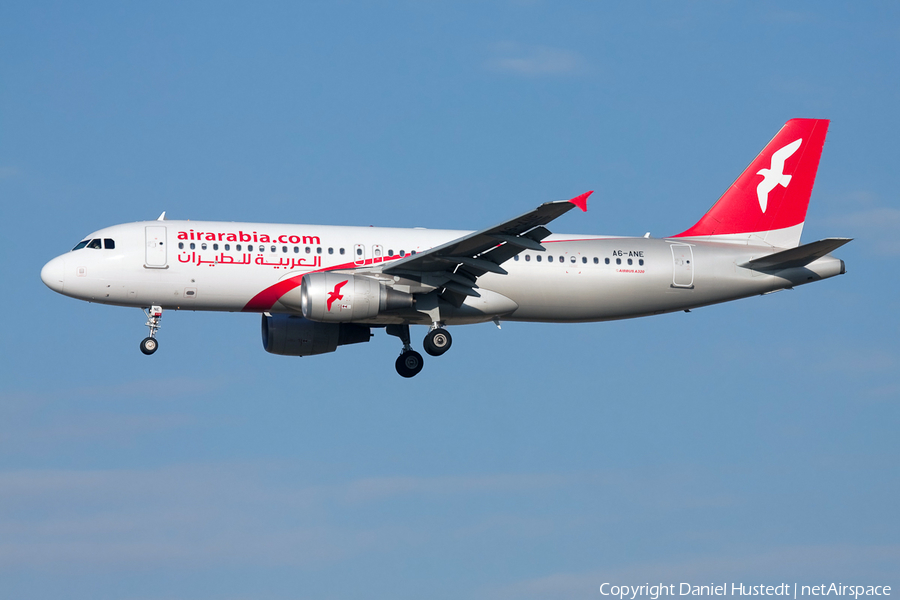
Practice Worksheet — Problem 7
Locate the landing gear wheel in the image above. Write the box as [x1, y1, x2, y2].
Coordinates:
[423, 328, 452, 356]
[140, 337, 159, 355]
[141, 306, 163, 356]
[395, 350, 424, 378]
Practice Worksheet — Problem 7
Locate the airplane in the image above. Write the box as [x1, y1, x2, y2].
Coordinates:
[41, 118, 850, 377]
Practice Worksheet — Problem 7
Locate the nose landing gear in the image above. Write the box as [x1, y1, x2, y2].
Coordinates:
[139, 337, 158, 355]
[140, 306, 163, 355]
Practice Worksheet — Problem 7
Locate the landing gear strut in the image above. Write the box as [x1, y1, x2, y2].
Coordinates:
[387, 323, 423, 378]
[140, 305, 163, 355]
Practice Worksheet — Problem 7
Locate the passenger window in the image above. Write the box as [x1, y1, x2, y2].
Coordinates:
[201, 243, 207, 250]
[190, 242, 196, 250]
[248, 244, 254, 251]
[581, 257, 587, 264]
[627, 258, 632, 265]
[548, 256, 553, 262]
[340, 248, 346, 255]
[282, 246, 288, 253]
[536, 255, 542, 262]
[72, 240, 89, 251]
[270, 245, 276, 253]
[236, 244, 242, 251]
[639, 259, 644, 266]
[328, 248, 334, 254]
[388, 250, 394, 257]
[356, 248, 362, 256]
[616, 258, 621, 265]
[294, 246, 299, 253]
[399, 250, 405, 257]
[213, 243, 218, 250]
[178, 242, 184, 249]
[605, 258, 610, 264]
[514, 255, 519, 261]
[525, 254, 531, 262]
[594, 257, 599, 264]
[317, 247, 322, 254]
[411, 250, 416, 255]
[306, 247, 312, 254]
[225, 244, 230, 251]
[560, 256, 564, 262]
[104, 239, 115, 249]
[87, 239, 102, 249]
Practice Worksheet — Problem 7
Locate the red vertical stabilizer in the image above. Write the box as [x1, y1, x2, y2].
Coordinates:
[673, 118, 829, 247]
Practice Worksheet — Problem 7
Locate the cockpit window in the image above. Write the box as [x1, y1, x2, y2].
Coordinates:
[72, 240, 89, 251]
[87, 239, 102, 249]
[104, 238, 115, 249]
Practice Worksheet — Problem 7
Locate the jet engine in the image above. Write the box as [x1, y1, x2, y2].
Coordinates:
[300, 273, 413, 322]
[261, 314, 371, 356]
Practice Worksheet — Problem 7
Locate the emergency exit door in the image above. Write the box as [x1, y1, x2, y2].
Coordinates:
[670, 243, 693, 288]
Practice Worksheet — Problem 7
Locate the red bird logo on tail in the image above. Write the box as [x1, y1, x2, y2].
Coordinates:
[326, 280, 349, 311]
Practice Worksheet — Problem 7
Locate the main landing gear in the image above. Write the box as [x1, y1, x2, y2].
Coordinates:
[140, 305, 163, 355]
[396, 350, 424, 378]
[423, 326, 452, 356]
[387, 323, 453, 378]
[387, 324, 423, 378]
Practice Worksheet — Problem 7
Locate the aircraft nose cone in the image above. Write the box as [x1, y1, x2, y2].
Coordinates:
[41, 256, 65, 293]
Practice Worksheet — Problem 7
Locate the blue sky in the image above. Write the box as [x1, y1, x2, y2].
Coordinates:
[1, 2, 898, 599]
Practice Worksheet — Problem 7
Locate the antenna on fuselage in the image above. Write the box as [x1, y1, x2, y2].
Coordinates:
[157, 211, 167, 221]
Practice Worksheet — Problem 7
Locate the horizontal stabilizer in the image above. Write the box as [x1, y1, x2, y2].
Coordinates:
[740, 238, 852, 271]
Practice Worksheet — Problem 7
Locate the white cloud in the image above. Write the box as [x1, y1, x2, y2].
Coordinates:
[341, 472, 571, 503]
[834, 207, 900, 229]
[821, 203, 900, 256]
[485, 43, 586, 76]
[763, 9, 814, 24]
[0, 413, 193, 447]
[70, 376, 226, 401]
[1, 376, 223, 407]
[490, 545, 900, 599]
[0, 466, 574, 569]
[0, 377, 219, 450]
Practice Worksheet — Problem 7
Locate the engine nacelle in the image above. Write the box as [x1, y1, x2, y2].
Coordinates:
[300, 273, 414, 322]
[261, 314, 371, 356]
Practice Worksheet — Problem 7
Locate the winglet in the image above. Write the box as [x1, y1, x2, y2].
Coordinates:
[569, 191, 592, 212]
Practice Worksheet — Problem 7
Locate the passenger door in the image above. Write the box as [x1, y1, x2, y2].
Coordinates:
[145, 226, 167, 268]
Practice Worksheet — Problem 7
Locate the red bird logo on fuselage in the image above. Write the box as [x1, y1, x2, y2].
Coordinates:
[327, 280, 349, 311]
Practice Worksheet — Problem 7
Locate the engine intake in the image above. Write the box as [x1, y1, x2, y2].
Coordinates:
[300, 273, 414, 322]
[261, 314, 371, 356]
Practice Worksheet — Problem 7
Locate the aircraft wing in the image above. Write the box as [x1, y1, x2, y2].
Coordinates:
[381, 191, 591, 303]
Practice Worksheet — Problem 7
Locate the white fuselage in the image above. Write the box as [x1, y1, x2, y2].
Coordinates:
[41, 219, 845, 325]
